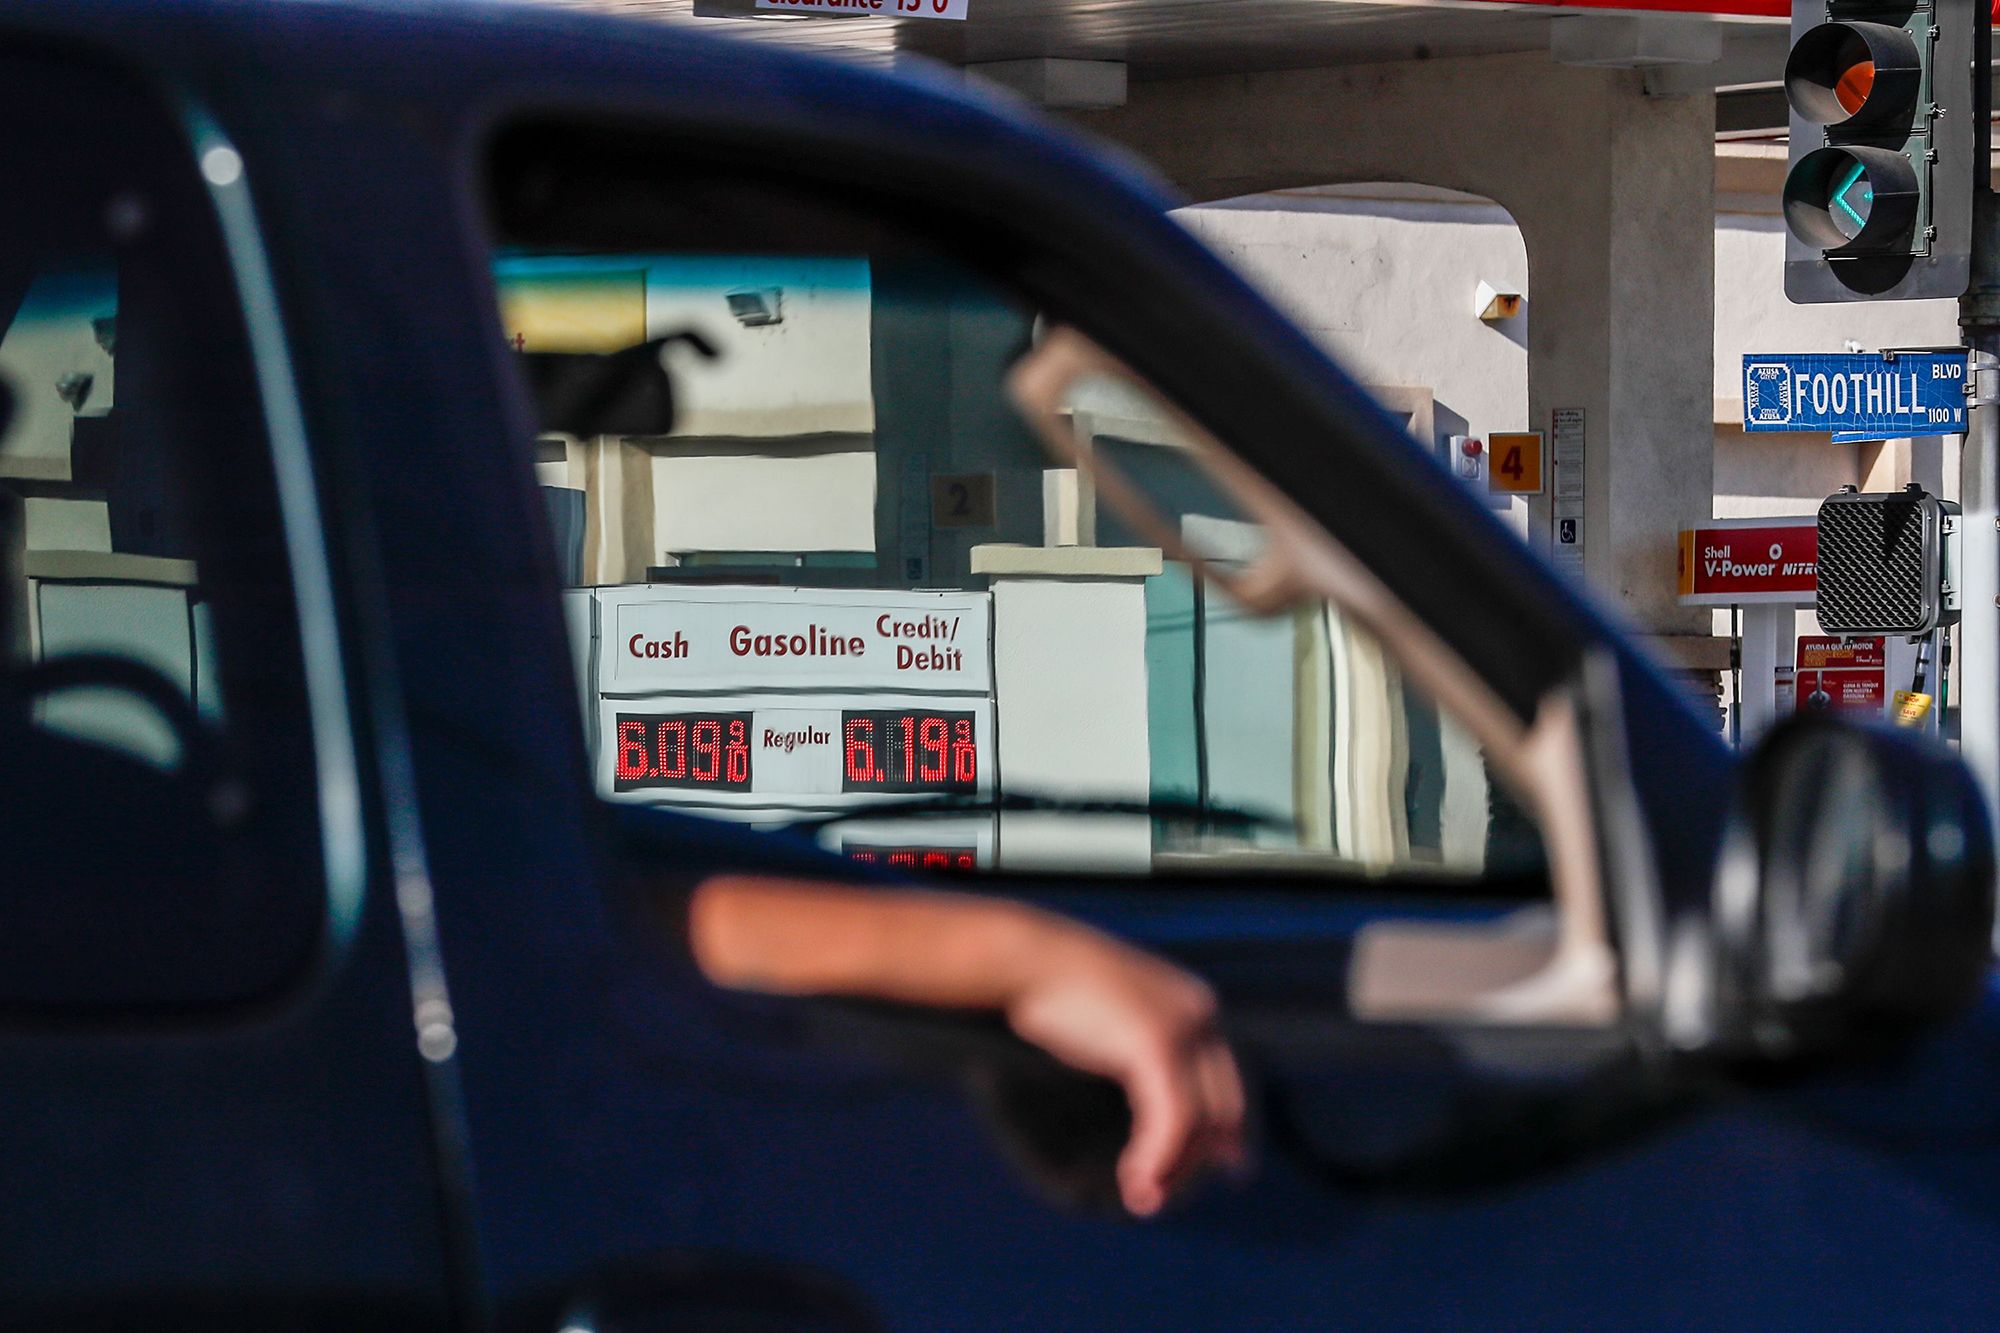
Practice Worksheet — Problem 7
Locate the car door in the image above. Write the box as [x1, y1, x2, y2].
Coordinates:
[426, 98, 1721, 1329]
[211, 11, 2000, 1329]
[0, 40, 459, 1331]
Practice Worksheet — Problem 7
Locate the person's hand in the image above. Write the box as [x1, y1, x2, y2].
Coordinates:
[1003, 922, 1247, 1217]
[685, 875, 1248, 1216]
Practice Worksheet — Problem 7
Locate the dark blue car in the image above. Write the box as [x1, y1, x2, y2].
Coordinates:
[0, 2, 1993, 1328]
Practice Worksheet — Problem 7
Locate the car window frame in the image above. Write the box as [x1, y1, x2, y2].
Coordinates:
[0, 46, 367, 1026]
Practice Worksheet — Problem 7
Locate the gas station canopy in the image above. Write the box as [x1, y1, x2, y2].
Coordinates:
[553, 0, 1791, 125]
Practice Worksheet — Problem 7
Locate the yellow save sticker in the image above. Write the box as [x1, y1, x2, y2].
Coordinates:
[1893, 690, 1934, 726]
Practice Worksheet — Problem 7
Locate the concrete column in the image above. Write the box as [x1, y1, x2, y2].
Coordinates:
[971, 543, 1159, 871]
[1076, 51, 1717, 636]
[572, 435, 653, 585]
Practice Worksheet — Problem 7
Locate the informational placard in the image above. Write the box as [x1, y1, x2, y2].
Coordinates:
[599, 694, 995, 809]
[600, 586, 991, 695]
[1487, 431, 1544, 495]
[1676, 516, 1817, 605]
[1551, 408, 1585, 579]
[1742, 351, 1967, 436]
[1795, 636, 1887, 718]
[754, 0, 968, 16]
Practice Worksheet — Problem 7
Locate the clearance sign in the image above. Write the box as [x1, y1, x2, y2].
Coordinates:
[1677, 516, 1817, 606]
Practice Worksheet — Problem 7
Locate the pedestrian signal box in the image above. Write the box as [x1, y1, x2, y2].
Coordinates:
[1782, 0, 1984, 302]
[1815, 484, 1961, 634]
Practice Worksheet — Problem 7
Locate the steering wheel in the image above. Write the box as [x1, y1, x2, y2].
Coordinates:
[9, 652, 246, 828]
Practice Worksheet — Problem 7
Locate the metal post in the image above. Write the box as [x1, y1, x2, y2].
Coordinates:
[1956, 0, 1999, 833]
[1730, 605, 1742, 748]
[1958, 347, 2000, 828]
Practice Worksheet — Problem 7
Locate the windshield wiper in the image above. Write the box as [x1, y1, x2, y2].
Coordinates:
[782, 791, 1293, 835]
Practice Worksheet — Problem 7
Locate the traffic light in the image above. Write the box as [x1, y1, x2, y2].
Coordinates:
[1816, 484, 1961, 633]
[1782, 0, 1985, 302]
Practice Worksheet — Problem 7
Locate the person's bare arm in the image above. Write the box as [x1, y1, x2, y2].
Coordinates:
[688, 874, 1246, 1217]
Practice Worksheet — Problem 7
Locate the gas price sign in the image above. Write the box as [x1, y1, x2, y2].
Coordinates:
[842, 709, 978, 793]
[600, 696, 993, 808]
[613, 712, 752, 792]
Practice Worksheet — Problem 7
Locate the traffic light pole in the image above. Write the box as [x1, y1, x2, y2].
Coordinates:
[1962, 185, 2000, 836]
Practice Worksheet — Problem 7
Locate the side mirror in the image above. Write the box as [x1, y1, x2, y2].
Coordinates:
[1689, 716, 1994, 1061]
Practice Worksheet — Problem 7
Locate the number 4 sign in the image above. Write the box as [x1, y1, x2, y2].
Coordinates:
[1486, 431, 1545, 496]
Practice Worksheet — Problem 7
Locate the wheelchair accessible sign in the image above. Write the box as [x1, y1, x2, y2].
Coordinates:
[1742, 352, 1967, 436]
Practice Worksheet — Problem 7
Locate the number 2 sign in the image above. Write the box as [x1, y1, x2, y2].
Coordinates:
[1486, 431, 1545, 496]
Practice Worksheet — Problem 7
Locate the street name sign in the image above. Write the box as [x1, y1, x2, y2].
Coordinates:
[1741, 351, 1967, 436]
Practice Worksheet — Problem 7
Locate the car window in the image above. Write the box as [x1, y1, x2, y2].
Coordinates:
[485, 126, 1546, 888]
[0, 52, 325, 1011]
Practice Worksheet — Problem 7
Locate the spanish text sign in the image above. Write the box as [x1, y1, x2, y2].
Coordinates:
[1796, 636, 1888, 719]
[1742, 352, 1966, 436]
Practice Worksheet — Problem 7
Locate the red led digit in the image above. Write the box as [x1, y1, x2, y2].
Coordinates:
[656, 719, 687, 779]
[726, 718, 749, 785]
[889, 851, 917, 870]
[616, 720, 649, 781]
[951, 719, 976, 785]
[918, 715, 947, 782]
[845, 716, 877, 784]
[896, 714, 916, 784]
[691, 719, 722, 782]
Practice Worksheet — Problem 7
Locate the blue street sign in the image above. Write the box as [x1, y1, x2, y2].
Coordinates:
[1742, 351, 1967, 435]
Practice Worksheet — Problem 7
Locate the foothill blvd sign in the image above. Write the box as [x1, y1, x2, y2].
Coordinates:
[1742, 351, 1967, 436]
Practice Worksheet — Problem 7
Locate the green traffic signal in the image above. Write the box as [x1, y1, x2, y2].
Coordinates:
[1783, 145, 1921, 254]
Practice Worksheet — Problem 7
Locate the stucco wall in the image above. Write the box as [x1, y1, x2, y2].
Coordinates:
[1180, 188, 1957, 537]
[1178, 190, 1529, 449]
